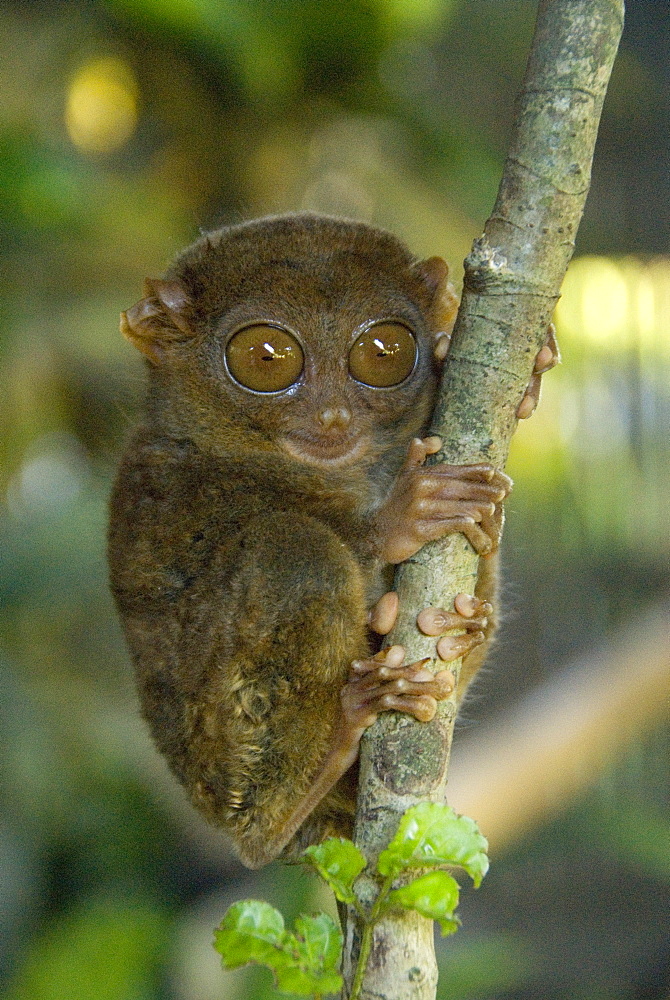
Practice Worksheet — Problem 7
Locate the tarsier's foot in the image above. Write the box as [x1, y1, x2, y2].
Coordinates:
[516, 322, 561, 419]
[378, 436, 512, 563]
[341, 646, 454, 735]
[417, 593, 490, 662]
[368, 590, 490, 664]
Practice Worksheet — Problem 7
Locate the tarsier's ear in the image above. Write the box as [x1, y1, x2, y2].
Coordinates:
[411, 256, 460, 361]
[120, 279, 194, 365]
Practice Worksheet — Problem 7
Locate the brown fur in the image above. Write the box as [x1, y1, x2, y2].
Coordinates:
[108, 213, 495, 866]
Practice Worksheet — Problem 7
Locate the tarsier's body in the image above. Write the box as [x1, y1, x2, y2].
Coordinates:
[109, 214, 556, 868]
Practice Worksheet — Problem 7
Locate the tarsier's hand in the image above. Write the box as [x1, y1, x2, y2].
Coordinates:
[377, 437, 512, 564]
[516, 323, 561, 419]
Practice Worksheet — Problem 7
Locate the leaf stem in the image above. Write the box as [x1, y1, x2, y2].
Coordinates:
[348, 919, 373, 1000]
[348, 877, 394, 1000]
[372, 876, 394, 919]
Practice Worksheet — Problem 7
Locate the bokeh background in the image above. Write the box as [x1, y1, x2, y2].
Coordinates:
[1, 1, 668, 998]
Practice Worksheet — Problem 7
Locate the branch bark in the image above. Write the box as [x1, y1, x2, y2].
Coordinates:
[342, 2, 625, 997]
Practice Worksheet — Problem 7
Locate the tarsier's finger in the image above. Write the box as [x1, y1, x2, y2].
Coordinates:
[368, 591, 399, 635]
[534, 346, 555, 373]
[359, 670, 454, 701]
[517, 324, 561, 419]
[477, 504, 504, 549]
[371, 693, 438, 723]
[488, 469, 514, 495]
[350, 645, 405, 675]
[405, 437, 427, 468]
[355, 661, 434, 691]
[415, 514, 494, 555]
[436, 631, 485, 662]
[419, 498, 490, 522]
[422, 435, 442, 455]
[459, 518, 495, 555]
[404, 435, 442, 469]
[417, 603, 488, 636]
[516, 373, 542, 419]
[536, 323, 560, 372]
[429, 464, 513, 493]
[434, 334, 451, 361]
[454, 593, 492, 618]
[425, 478, 508, 503]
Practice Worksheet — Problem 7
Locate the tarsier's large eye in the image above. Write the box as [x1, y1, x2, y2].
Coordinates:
[225, 324, 304, 392]
[348, 322, 417, 388]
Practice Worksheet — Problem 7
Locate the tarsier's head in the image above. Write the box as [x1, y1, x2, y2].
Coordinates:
[121, 213, 458, 468]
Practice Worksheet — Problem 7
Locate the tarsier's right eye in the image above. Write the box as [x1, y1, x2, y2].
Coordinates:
[225, 324, 304, 392]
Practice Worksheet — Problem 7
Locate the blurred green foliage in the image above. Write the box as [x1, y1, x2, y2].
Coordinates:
[1, 1, 668, 999]
[6, 898, 170, 1000]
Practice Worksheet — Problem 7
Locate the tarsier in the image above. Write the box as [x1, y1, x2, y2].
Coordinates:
[108, 213, 558, 868]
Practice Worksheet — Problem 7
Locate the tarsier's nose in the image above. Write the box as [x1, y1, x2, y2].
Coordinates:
[317, 406, 352, 432]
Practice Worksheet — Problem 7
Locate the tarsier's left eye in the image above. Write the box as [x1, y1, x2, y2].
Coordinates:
[225, 324, 304, 392]
[348, 322, 417, 388]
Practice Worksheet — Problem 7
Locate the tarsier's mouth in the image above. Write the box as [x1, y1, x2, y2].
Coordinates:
[279, 432, 369, 467]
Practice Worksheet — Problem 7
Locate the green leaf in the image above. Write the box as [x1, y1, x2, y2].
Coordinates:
[275, 914, 343, 996]
[388, 871, 462, 936]
[214, 900, 287, 969]
[377, 802, 489, 886]
[294, 913, 342, 970]
[214, 901, 343, 997]
[302, 837, 366, 904]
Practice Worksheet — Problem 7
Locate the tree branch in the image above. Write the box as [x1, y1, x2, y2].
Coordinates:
[343, 2, 625, 997]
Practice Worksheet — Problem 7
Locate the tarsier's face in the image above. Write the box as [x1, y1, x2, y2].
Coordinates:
[222, 315, 420, 466]
[121, 214, 457, 468]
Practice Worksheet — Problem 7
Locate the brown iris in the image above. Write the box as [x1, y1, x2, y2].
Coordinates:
[348, 322, 417, 387]
[225, 324, 304, 392]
